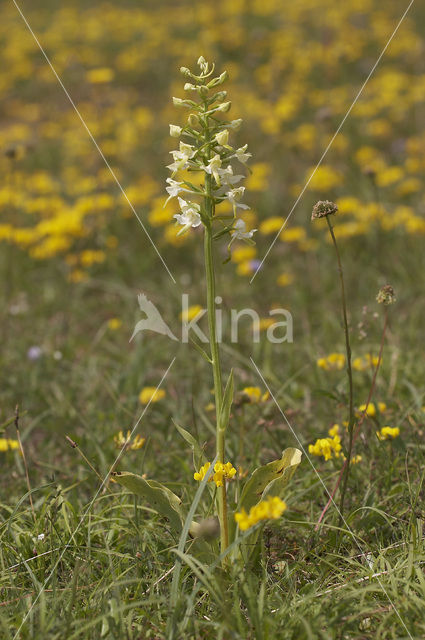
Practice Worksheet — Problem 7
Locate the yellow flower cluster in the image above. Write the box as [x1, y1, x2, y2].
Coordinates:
[376, 426, 400, 441]
[309, 430, 342, 461]
[317, 353, 345, 371]
[0, 438, 20, 452]
[234, 496, 287, 532]
[114, 430, 145, 451]
[194, 461, 237, 488]
[356, 402, 387, 418]
[0, 0, 424, 280]
[353, 354, 380, 371]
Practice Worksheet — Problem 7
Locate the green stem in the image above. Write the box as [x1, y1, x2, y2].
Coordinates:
[326, 217, 354, 528]
[204, 179, 228, 555]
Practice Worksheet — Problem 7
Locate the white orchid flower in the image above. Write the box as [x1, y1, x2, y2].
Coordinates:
[233, 144, 252, 165]
[226, 186, 250, 212]
[174, 198, 202, 235]
[164, 178, 192, 205]
[167, 142, 196, 176]
[203, 154, 222, 185]
[217, 165, 244, 186]
[232, 218, 257, 240]
[228, 118, 242, 130]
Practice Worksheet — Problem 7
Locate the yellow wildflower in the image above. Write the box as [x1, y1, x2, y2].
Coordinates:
[212, 461, 237, 487]
[231, 246, 256, 263]
[352, 354, 380, 371]
[0, 439, 20, 452]
[236, 260, 255, 276]
[356, 403, 376, 418]
[194, 461, 236, 487]
[241, 386, 269, 403]
[180, 305, 203, 322]
[108, 318, 122, 330]
[259, 216, 284, 235]
[279, 226, 306, 243]
[139, 387, 166, 405]
[86, 67, 115, 84]
[339, 452, 362, 464]
[193, 462, 211, 482]
[309, 435, 342, 461]
[276, 272, 294, 287]
[234, 496, 287, 531]
[317, 352, 345, 371]
[114, 430, 145, 451]
[377, 426, 400, 441]
[308, 165, 342, 191]
[328, 424, 340, 437]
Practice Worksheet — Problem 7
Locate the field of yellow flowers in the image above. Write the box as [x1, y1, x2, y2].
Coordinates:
[1, 0, 425, 638]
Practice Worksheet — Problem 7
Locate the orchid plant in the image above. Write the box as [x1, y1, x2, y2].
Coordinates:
[114, 57, 301, 567]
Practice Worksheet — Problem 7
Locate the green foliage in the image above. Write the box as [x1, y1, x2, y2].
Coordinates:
[112, 472, 184, 531]
[239, 448, 302, 512]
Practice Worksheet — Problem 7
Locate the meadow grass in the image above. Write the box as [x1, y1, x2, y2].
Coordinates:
[1, 0, 425, 638]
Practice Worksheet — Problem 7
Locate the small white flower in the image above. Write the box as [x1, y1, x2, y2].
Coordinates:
[226, 187, 250, 211]
[234, 144, 252, 165]
[184, 83, 197, 91]
[174, 198, 202, 235]
[232, 218, 256, 240]
[203, 154, 222, 185]
[165, 178, 191, 204]
[169, 125, 182, 138]
[167, 142, 196, 175]
[217, 165, 244, 186]
[228, 118, 243, 130]
[37, 533, 45, 542]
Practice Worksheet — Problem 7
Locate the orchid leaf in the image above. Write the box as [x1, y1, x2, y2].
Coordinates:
[113, 472, 183, 531]
[238, 447, 302, 512]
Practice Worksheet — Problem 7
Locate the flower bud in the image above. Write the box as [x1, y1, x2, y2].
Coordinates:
[184, 83, 196, 91]
[188, 113, 199, 127]
[207, 70, 228, 88]
[169, 125, 182, 138]
[212, 91, 227, 102]
[180, 67, 192, 77]
[311, 200, 338, 220]
[197, 55, 208, 73]
[215, 129, 229, 146]
[217, 101, 231, 113]
[172, 97, 185, 107]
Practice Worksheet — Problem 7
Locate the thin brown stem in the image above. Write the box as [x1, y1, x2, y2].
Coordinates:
[326, 217, 354, 528]
[315, 307, 388, 529]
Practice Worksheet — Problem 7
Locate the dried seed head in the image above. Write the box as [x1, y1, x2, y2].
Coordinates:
[376, 285, 396, 305]
[311, 200, 338, 220]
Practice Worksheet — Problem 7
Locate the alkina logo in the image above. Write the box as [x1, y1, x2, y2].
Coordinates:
[130, 293, 293, 344]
